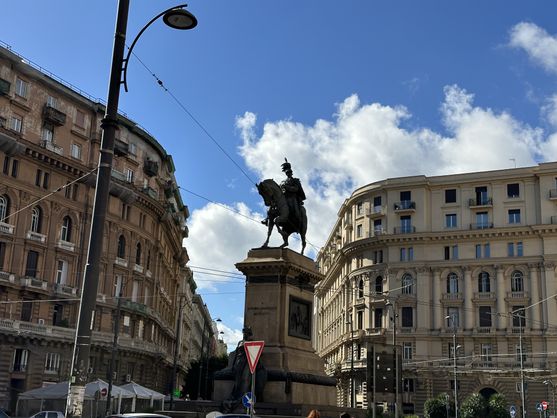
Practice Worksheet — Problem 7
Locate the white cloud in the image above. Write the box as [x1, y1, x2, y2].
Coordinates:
[509, 22, 557, 74]
[542, 94, 557, 128]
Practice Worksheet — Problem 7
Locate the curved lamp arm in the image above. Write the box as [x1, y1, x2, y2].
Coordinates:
[122, 3, 193, 92]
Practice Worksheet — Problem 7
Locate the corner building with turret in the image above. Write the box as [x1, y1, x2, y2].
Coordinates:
[316, 163, 557, 415]
[0, 44, 213, 412]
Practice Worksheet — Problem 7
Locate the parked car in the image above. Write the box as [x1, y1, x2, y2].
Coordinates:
[29, 412, 64, 418]
[106, 414, 171, 418]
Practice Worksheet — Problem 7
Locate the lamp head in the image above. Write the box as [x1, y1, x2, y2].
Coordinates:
[163, 7, 198, 30]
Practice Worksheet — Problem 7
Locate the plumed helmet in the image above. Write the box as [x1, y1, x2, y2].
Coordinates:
[281, 158, 292, 172]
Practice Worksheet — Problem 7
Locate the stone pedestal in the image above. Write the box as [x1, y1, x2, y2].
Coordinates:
[214, 248, 336, 407]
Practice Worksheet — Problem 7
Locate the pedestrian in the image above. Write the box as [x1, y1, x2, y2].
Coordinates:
[307, 409, 320, 418]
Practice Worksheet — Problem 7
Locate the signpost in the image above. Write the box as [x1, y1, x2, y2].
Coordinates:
[243, 341, 265, 418]
[510, 405, 516, 418]
[100, 388, 108, 399]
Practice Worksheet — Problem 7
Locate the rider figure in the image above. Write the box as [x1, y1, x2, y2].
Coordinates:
[280, 159, 306, 229]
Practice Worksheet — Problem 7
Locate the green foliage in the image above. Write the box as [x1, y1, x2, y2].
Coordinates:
[487, 393, 508, 418]
[460, 393, 488, 418]
[424, 393, 451, 418]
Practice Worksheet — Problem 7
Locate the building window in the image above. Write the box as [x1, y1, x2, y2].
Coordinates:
[0, 241, 6, 270]
[401, 307, 413, 327]
[517, 242, 523, 256]
[445, 189, 457, 203]
[356, 224, 363, 238]
[373, 196, 382, 210]
[374, 276, 383, 293]
[55, 260, 68, 285]
[11, 159, 18, 178]
[41, 124, 54, 143]
[373, 219, 382, 235]
[374, 308, 383, 328]
[402, 342, 413, 360]
[508, 242, 514, 256]
[476, 211, 489, 228]
[479, 306, 492, 327]
[358, 278, 364, 298]
[129, 142, 137, 156]
[146, 250, 151, 271]
[115, 274, 123, 297]
[511, 271, 524, 292]
[408, 247, 414, 261]
[356, 310, 363, 329]
[2, 156, 9, 175]
[10, 115, 22, 133]
[481, 343, 493, 363]
[402, 274, 414, 294]
[356, 202, 363, 216]
[132, 280, 139, 303]
[71, 143, 82, 160]
[117, 235, 126, 258]
[60, 216, 72, 242]
[12, 348, 29, 372]
[512, 306, 526, 327]
[515, 344, 527, 363]
[447, 308, 459, 328]
[447, 273, 459, 293]
[484, 243, 490, 257]
[475, 186, 488, 205]
[445, 213, 457, 228]
[121, 204, 130, 220]
[403, 378, 415, 393]
[46, 96, 58, 109]
[30, 207, 42, 233]
[373, 250, 383, 264]
[507, 183, 520, 198]
[126, 168, 134, 183]
[44, 352, 60, 373]
[25, 251, 39, 277]
[400, 248, 406, 262]
[508, 209, 521, 224]
[444, 246, 450, 260]
[0, 195, 9, 222]
[75, 110, 86, 128]
[400, 215, 412, 233]
[15, 78, 28, 98]
[135, 242, 142, 265]
[478, 271, 490, 293]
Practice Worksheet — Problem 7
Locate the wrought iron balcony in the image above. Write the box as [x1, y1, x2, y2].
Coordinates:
[114, 139, 129, 156]
[141, 186, 158, 199]
[394, 225, 416, 234]
[143, 160, 159, 177]
[470, 222, 493, 230]
[468, 197, 492, 207]
[394, 200, 416, 211]
[43, 104, 66, 126]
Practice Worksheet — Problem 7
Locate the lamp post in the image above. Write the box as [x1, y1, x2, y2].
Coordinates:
[544, 380, 555, 418]
[65, 3, 197, 418]
[385, 300, 399, 418]
[170, 294, 186, 411]
[446, 314, 459, 418]
[512, 309, 527, 418]
[195, 309, 221, 400]
[346, 313, 354, 408]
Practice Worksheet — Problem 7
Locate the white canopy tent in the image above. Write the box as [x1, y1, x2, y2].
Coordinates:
[119, 381, 165, 411]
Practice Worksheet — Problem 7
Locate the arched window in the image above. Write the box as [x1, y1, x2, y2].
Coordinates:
[60, 216, 72, 242]
[478, 271, 490, 293]
[447, 273, 459, 294]
[0, 195, 9, 222]
[146, 249, 151, 271]
[511, 270, 524, 292]
[375, 276, 383, 293]
[117, 235, 126, 259]
[357, 278, 364, 298]
[30, 207, 42, 233]
[135, 242, 142, 265]
[402, 274, 414, 294]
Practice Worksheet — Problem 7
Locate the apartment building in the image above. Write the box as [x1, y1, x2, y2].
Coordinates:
[316, 163, 557, 416]
[0, 44, 213, 412]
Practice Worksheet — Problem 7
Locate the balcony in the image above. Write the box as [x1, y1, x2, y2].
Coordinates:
[0, 271, 15, 284]
[441, 292, 463, 302]
[26, 231, 46, 243]
[0, 318, 75, 340]
[114, 257, 128, 268]
[468, 197, 493, 208]
[122, 300, 148, 314]
[56, 240, 75, 252]
[473, 291, 496, 301]
[96, 294, 108, 303]
[20, 277, 48, 290]
[475, 326, 493, 334]
[0, 78, 10, 96]
[133, 264, 144, 274]
[394, 226, 416, 234]
[367, 206, 386, 217]
[0, 221, 14, 235]
[111, 169, 127, 182]
[470, 222, 493, 230]
[145, 270, 152, 278]
[143, 160, 159, 177]
[0, 130, 26, 155]
[394, 201, 416, 212]
[54, 283, 77, 296]
[40, 140, 63, 155]
[43, 104, 66, 126]
[506, 291, 530, 301]
[114, 139, 129, 156]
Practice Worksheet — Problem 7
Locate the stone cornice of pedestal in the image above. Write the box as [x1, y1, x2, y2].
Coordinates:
[236, 247, 323, 286]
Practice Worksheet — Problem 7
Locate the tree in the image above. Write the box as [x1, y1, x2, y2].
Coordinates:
[460, 393, 488, 418]
[487, 393, 508, 418]
[424, 393, 452, 418]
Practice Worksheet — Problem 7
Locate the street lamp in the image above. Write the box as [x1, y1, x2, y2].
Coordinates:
[385, 300, 399, 418]
[346, 313, 354, 408]
[446, 315, 460, 418]
[196, 313, 221, 400]
[512, 309, 527, 418]
[65, 3, 197, 418]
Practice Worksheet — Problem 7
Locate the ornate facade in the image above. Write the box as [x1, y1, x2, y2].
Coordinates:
[0, 44, 214, 412]
[316, 163, 557, 415]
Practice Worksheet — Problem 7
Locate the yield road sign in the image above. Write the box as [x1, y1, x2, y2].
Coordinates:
[244, 340, 265, 374]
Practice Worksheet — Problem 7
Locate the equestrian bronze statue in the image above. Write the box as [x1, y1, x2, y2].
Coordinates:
[257, 159, 307, 255]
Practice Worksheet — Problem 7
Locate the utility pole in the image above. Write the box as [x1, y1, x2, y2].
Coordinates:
[105, 281, 124, 415]
[170, 295, 185, 410]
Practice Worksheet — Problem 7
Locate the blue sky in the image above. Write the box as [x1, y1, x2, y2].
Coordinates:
[3, 1, 557, 350]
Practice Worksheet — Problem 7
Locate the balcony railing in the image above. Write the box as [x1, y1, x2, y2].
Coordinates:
[43, 104, 66, 126]
[111, 169, 127, 182]
[54, 283, 77, 296]
[145, 270, 152, 278]
[507, 291, 530, 300]
[394, 226, 416, 234]
[56, 240, 75, 252]
[26, 231, 46, 243]
[394, 201, 416, 211]
[468, 197, 493, 207]
[0, 221, 14, 235]
[441, 292, 463, 301]
[470, 222, 493, 230]
[476, 326, 492, 333]
[473, 291, 496, 300]
[114, 257, 128, 268]
[122, 300, 148, 314]
[40, 140, 63, 155]
[141, 186, 158, 199]
[133, 264, 144, 273]
[0, 271, 15, 283]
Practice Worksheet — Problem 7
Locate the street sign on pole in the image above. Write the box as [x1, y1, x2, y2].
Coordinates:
[543, 401, 549, 411]
[244, 341, 265, 374]
[242, 392, 254, 408]
[510, 405, 516, 417]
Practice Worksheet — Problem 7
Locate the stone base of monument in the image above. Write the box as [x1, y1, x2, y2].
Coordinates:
[213, 248, 336, 408]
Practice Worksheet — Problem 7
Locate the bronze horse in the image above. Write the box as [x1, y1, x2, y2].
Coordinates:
[257, 179, 307, 255]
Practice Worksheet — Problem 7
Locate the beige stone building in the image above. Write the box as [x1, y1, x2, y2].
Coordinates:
[316, 163, 557, 416]
[0, 44, 216, 412]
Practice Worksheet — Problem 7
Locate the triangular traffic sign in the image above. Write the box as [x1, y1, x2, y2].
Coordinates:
[244, 341, 265, 374]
